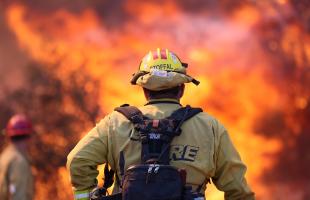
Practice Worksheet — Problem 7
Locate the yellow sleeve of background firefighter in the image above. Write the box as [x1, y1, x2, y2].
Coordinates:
[67, 116, 110, 200]
[211, 119, 255, 200]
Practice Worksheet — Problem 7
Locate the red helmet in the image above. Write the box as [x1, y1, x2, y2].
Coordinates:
[6, 114, 33, 137]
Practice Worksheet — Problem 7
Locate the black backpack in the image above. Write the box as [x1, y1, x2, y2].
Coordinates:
[91, 105, 203, 200]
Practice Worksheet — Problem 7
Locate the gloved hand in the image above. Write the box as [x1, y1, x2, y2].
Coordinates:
[90, 187, 107, 200]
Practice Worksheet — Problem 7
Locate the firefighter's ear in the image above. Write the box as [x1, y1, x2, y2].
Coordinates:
[1, 129, 6, 136]
[177, 84, 185, 99]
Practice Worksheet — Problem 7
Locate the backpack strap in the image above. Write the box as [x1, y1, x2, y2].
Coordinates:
[114, 105, 149, 177]
[157, 105, 203, 164]
[115, 105, 153, 164]
[168, 105, 203, 124]
[114, 105, 146, 124]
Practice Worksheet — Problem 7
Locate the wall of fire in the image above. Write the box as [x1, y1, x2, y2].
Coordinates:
[0, 0, 309, 199]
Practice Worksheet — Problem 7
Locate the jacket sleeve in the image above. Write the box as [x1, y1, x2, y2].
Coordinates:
[8, 159, 34, 200]
[66, 116, 110, 199]
[211, 119, 255, 200]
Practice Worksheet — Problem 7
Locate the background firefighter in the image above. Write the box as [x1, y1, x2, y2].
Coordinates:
[0, 114, 34, 200]
[67, 49, 254, 200]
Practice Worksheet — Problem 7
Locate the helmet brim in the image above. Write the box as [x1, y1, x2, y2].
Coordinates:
[132, 71, 199, 91]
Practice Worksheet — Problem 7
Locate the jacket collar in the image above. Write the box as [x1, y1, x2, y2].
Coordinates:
[145, 98, 181, 106]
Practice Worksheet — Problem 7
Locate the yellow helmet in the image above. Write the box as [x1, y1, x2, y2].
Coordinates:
[131, 48, 199, 88]
[139, 48, 186, 73]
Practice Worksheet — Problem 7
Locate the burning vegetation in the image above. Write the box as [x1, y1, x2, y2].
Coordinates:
[0, 0, 309, 199]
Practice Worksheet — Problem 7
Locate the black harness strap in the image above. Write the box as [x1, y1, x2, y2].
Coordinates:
[114, 106, 146, 124]
[168, 105, 203, 122]
[115, 105, 203, 164]
[115, 106, 152, 163]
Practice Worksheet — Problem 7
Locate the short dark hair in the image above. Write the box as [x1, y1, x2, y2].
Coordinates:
[143, 85, 184, 100]
[10, 135, 31, 142]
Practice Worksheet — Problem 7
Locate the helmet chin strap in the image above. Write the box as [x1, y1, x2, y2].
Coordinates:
[192, 78, 200, 85]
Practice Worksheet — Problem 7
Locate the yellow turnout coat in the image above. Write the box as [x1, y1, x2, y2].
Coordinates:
[67, 100, 254, 200]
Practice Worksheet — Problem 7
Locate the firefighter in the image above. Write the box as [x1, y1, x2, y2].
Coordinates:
[0, 114, 34, 200]
[67, 48, 255, 200]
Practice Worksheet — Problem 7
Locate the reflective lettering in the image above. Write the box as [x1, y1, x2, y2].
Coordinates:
[150, 64, 173, 70]
[171, 145, 185, 161]
[170, 145, 199, 162]
[149, 133, 161, 140]
[183, 145, 199, 162]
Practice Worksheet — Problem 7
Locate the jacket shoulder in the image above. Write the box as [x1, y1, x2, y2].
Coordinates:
[0, 146, 29, 168]
[95, 110, 134, 132]
[183, 111, 227, 136]
[189, 111, 219, 123]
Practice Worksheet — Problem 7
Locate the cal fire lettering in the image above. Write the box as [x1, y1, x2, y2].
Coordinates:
[170, 145, 199, 162]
